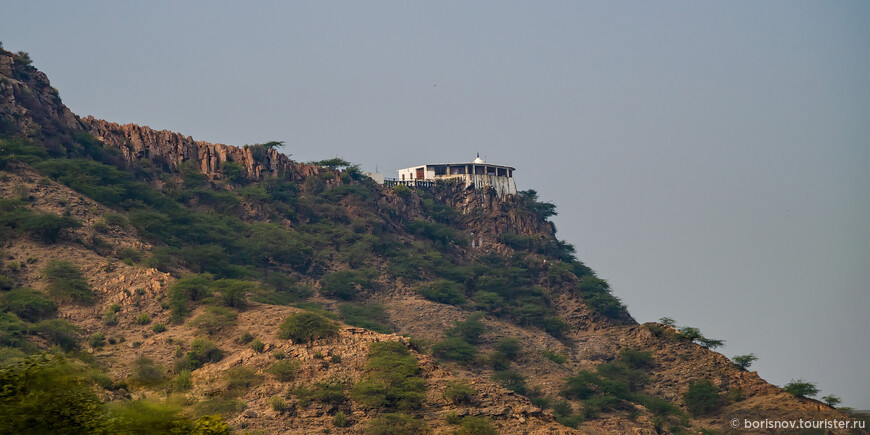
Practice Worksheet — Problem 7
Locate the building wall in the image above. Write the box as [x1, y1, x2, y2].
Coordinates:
[397, 164, 518, 196]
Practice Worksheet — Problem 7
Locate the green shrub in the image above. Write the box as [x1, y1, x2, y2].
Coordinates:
[338, 303, 392, 333]
[117, 247, 142, 264]
[167, 274, 215, 323]
[0, 313, 27, 348]
[151, 323, 166, 333]
[442, 380, 477, 404]
[351, 341, 426, 411]
[268, 359, 300, 382]
[87, 332, 106, 349]
[174, 370, 193, 391]
[250, 339, 265, 353]
[224, 365, 261, 394]
[491, 370, 527, 395]
[129, 356, 167, 387]
[392, 184, 411, 197]
[3, 288, 57, 322]
[293, 378, 348, 406]
[43, 260, 94, 304]
[542, 350, 567, 364]
[365, 413, 429, 435]
[238, 330, 254, 344]
[455, 416, 498, 435]
[431, 337, 478, 363]
[0, 355, 107, 433]
[732, 353, 757, 371]
[32, 318, 81, 351]
[269, 395, 287, 412]
[277, 312, 338, 343]
[683, 379, 721, 415]
[447, 313, 486, 345]
[618, 349, 654, 369]
[176, 338, 223, 371]
[135, 313, 151, 325]
[333, 411, 349, 427]
[783, 379, 819, 398]
[0, 274, 14, 289]
[319, 269, 375, 300]
[20, 213, 80, 244]
[103, 310, 118, 326]
[189, 306, 237, 335]
[576, 276, 627, 320]
[494, 337, 522, 360]
[415, 280, 465, 305]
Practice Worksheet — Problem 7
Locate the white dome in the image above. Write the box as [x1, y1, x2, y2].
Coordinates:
[473, 156, 484, 164]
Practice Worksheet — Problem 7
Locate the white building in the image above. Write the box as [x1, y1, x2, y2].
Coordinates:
[395, 155, 517, 197]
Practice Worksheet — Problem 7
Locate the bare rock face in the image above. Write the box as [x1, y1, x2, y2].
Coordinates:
[0, 49, 82, 138]
[80, 117, 321, 182]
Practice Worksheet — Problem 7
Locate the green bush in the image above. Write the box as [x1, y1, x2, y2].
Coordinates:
[0, 355, 107, 433]
[129, 356, 167, 387]
[455, 416, 498, 435]
[319, 269, 375, 300]
[151, 323, 166, 333]
[783, 379, 819, 398]
[135, 313, 151, 325]
[365, 413, 429, 435]
[174, 370, 193, 391]
[176, 338, 223, 371]
[270, 395, 287, 412]
[87, 332, 106, 349]
[442, 380, 477, 404]
[250, 339, 265, 353]
[351, 341, 427, 411]
[32, 318, 81, 351]
[189, 306, 237, 335]
[431, 337, 478, 363]
[447, 313, 486, 344]
[576, 276, 627, 320]
[43, 260, 94, 304]
[20, 213, 80, 244]
[542, 350, 567, 365]
[293, 378, 348, 406]
[415, 280, 465, 305]
[268, 359, 300, 382]
[238, 331, 254, 344]
[491, 370, 527, 395]
[333, 411, 349, 427]
[338, 302, 392, 333]
[224, 365, 261, 394]
[0, 313, 28, 348]
[277, 312, 338, 343]
[494, 337, 522, 360]
[3, 288, 57, 322]
[732, 353, 757, 371]
[683, 379, 721, 415]
[392, 184, 411, 197]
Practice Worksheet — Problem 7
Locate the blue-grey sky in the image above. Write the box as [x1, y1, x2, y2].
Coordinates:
[3, 1, 868, 408]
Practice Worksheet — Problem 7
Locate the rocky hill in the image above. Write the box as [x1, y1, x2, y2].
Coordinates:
[0, 46, 862, 434]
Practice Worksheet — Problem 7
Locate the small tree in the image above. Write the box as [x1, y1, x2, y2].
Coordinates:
[658, 317, 676, 327]
[277, 312, 338, 343]
[821, 394, 841, 407]
[783, 379, 819, 398]
[683, 379, 721, 415]
[732, 354, 758, 371]
[43, 260, 94, 304]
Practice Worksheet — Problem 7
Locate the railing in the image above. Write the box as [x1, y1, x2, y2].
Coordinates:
[384, 179, 435, 188]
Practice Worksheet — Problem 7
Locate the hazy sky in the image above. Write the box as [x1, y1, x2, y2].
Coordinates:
[3, 1, 868, 408]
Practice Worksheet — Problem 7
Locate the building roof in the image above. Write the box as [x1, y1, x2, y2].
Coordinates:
[400, 161, 516, 171]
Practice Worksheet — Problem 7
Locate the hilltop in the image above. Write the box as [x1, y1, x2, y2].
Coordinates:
[0, 46, 861, 434]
